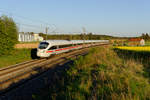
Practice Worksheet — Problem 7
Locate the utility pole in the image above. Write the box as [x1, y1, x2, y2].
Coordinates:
[45, 27, 49, 41]
[82, 27, 86, 43]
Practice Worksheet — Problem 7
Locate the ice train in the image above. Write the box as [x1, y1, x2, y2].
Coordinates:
[37, 40, 109, 58]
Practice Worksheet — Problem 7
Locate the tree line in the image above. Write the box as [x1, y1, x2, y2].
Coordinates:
[141, 33, 150, 40]
[38, 33, 114, 40]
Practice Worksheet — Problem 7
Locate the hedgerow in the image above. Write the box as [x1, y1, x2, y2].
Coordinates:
[0, 15, 18, 55]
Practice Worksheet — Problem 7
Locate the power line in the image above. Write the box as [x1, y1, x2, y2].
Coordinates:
[16, 22, 44, 28]
[0, 9, 57, 32]
[0, 8, 60, 34]
[0, 9, 50, 25]
[0, 8, 57, 31]
[13, 14, 51, 26]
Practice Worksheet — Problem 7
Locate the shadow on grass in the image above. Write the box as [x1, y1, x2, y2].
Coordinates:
[0, 55, 75, 100]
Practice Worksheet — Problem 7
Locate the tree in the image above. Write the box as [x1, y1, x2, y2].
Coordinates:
[87, 32, 93, 40]
[141, 33, 150, 40]
[0, 15, 18, 55]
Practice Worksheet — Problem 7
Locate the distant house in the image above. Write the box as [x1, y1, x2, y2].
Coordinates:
[33, 34, 44, 41]
[128, 38, 145, 46]
[18, 32, 44, 42]
[18, 32, 34, 42]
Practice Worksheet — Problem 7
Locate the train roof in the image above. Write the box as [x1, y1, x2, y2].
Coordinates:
[40, 40, 109, 46]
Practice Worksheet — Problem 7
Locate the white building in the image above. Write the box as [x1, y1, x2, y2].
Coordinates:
[33, 34, 44, 41]
[18, 32, 43, 42]
[140, 39, 145, 46]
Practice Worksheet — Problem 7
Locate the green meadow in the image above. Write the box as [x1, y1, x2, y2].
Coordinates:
[0, 49, 32, 68]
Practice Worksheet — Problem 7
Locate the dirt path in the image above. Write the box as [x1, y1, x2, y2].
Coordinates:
[15, 43, 39, 49]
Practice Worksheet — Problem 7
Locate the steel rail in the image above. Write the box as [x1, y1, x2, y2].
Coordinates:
[0, 48, 89, 94]
[0, 59, 47, 77]
[0, 43, 109, 95]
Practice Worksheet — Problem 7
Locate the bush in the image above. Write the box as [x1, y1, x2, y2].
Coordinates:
[0, 15, 18, 55]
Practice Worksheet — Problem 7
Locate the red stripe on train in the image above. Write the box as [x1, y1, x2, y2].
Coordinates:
[46, 51, 53, 53]
[46, 46, 82, 53]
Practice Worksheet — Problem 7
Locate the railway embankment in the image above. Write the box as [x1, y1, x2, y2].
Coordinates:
[34, 47, 150, 100]
[1, 45, 150, 100]
[0, 46, 91, 100]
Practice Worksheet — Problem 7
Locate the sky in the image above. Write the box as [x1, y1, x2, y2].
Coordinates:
[0, 0, 150, 37]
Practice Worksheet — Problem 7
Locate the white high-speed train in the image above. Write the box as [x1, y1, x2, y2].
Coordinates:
[37, 40, 109, 58]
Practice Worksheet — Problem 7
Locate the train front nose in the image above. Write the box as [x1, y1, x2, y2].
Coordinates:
[37, 49, 49, 57]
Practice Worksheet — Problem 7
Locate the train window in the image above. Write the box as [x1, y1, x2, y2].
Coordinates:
[39, 42, 49, 49]
[59, 44, 72, 48]
[48, 46, 57, 50]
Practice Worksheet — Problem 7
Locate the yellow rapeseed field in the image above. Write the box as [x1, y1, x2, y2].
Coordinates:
[115, 46, 150, 51]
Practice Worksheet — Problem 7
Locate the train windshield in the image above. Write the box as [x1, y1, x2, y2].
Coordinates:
[39, 42, 49, 49]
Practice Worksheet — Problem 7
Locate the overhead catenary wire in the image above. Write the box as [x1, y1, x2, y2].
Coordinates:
[0, 9, 81, 34]
[0, 8, 57, 33]
[16, 23, 44, 29]
[0, 8, 82, 34]
[0, 8, 50, 25]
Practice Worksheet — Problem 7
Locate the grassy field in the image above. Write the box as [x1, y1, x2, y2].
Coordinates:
[33, 47, 150, 100]
[114, 46, 150, 77]
[0, 49, 32, 68]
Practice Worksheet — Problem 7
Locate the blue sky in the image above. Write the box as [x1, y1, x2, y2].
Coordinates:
[0, 0, 150, 36]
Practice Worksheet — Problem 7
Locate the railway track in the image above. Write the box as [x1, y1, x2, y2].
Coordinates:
[0, 44, 108, 98]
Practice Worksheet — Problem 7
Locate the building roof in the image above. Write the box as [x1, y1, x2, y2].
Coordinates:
[128, 38, 143, 42]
